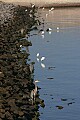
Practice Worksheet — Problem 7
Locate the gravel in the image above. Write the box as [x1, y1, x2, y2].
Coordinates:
[0, 1, 16, 24]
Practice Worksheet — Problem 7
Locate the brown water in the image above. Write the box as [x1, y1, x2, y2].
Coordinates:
[29, 7, 80, 120]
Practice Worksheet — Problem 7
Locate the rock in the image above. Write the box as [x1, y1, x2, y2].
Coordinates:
[0, 1, 43, 119]
[56, 105, 64, 110]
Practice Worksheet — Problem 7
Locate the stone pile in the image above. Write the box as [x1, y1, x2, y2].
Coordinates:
[0, 1, 16, 24]
[0, 1, 44, 120]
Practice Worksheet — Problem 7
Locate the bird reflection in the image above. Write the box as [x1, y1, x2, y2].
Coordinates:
[41, 63, 45, 68]
[37, 58, 39, 62]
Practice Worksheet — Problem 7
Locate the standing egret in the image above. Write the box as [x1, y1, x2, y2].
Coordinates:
[57, 27, 59, 30]
[25, 9, 27, 12]
[36, 53, 40, 57]
[51, 7, 54, 11]
[20, 45, 22, 48]
[46, 28, 52, 32]
[41, 56, 45, 61]
[29, 63, 34, 73]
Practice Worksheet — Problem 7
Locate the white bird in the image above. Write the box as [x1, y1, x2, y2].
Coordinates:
[29, 14, 33, 18]
[51, 7, 54, 11]
[32, 4, 35, 8]
[30, 80, 38, 103]
[34, 80, 40, 83]
[25, 9, 27, 12]
[41, 63, 45, 68]
[20, 45, 22, 47]
[41, 56, 45, 61]
[36, 53, 40, 57]
[57, 27, 59, 30]
[42, 7, 45, 10]
[46, 14, 48, 18]
[20, 28, 24, 34]
[46, 28, 52, 32]
[29, 63, 34, 73]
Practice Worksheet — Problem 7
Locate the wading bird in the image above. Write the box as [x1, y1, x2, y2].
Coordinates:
[41, 56, 45, 61]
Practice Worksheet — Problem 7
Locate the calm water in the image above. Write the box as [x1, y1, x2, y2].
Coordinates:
[29, 8, 80, 120]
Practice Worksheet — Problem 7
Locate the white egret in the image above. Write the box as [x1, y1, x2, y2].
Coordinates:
[57, 27, 59, 30]
[36, 53, 40, 57]
[25, 9, 27, 12]
[41, 56, 45, 61]
[34, 80, 40, 83]
[46, 14, 48, 18]
[32, 4, 35, 8]
[30, 80, 39, 104]
[20, 28, 24, 34]
[29, 63, 34, 73]
[20, 45, 22, 47]
[46, 28, 52, 32]
[51, 7, 54, 11]
[29, 14, 33, 18]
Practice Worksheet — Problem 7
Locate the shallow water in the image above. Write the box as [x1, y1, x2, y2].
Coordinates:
[28, 8, 80, 120]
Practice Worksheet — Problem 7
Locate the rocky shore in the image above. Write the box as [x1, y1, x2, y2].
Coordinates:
[0, 1, 44, 120]
[0, 1, 16, 24]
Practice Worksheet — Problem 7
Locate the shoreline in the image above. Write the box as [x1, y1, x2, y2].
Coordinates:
[0, 1, 44, 120]
[1, 0, 80, 7]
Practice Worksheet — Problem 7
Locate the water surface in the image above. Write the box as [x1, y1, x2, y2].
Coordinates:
[29, 7, 80, 120]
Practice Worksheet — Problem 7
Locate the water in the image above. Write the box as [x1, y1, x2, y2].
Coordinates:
[28, 8, 80, 120]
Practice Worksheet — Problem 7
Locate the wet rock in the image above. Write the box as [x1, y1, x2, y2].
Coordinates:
[61, 98, 67, 101]
[68, 102, 75, 106]
[56, 105, 64, 110]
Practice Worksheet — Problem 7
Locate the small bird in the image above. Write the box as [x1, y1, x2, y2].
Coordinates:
[20, 28, 24, 34]
[39, 29, 45, 35]
[20, 45, 22, 47]
[41, 56, 45, 61]
[29, 14, 33, 18]
[46, 14, 48, 18]
[57, 27, 59, 30]
[36, 53, 40, 57]
[25, 9, 27, 12]
[41, 30, 45, 35]
[29, 63, 34, 73]
[34, 80, 40, 83]
[42, 7, 45, 10]
[46, 28, 52, 32]
[51, 7, 54, 11]
[31, 4, 35, 8]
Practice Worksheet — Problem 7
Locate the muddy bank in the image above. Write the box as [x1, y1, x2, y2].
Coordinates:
[0, 1, 44, 120]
